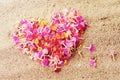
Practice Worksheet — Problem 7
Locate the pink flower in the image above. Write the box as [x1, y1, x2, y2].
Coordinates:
[83, 44, 95, 52]
[90, 57, 96, 67]
[57, 61, 64, 66]
[77, 16, 83, 22]
[89, 44, 95, 52]
[40, 26, 51, 37]
[13, 35, 19, 42]
[65, 39, 74, 47]
[62, 48, 69, 53]
[43, 26, 51, 34]
[33, 53, 39, 61]
[38, 49, 49, 59]
[49, 56, 60, 67]
[73, 10, 78, 16]
[108, 50, 117, 61]
[65, 38, 76, 48]
[52, 12, 61, 24]
[13, 35, 20, 45]
[62, 8, 69, 16]
[71, 37, 77, 43]
[20, 20, 28, 25]
[57, 25, 65, 33]
[64, 52, 71, 59]
[41, 58, 49, 66]
[38, 51, 43, 58]
[108, 50, 115, 56]
[42, 48, 48, 54]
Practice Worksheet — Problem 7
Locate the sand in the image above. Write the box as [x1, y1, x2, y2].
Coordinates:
[0, 0, 120, 80]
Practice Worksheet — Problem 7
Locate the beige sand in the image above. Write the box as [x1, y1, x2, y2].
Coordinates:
[0, 0, 120, 80]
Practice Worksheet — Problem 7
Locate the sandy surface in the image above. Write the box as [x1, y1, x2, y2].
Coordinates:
[0, 0, 120, 80]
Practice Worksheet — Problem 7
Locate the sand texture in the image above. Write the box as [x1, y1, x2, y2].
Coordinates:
[0, 0, 120, 80]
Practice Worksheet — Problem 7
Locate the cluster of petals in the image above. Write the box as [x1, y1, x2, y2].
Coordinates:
[13, 9, 88, 72]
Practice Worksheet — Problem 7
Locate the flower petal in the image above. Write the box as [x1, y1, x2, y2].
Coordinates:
[89, 44, 95, 52]
[41, 58, 49, 66]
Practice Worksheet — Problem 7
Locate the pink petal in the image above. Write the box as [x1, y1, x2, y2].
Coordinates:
[57, 61, 64, 66]
[13, 35, 19, 41]
[65, 39, 74, 47]
[13, 35, 20, 45]
[77, 16, 83, 22]
[71, 37, 77, 43]
[33, 53, 39, 60]
[65, 52, 71, 59]
[33, 29, 38, 34]
[26, 34, 32, 40]
[42, 48, 48, 54]
[52, 18, 60, 24]
[43, 26, 51, 33]
[90, 59, 96, 67]
[89, 44, 95, 52]
[62, 48, 68, 52]
[41, 58, 49, 66]
[38, 51, 43, 58]
[62, 9, 69, 16]
[20, 20, 28, 25]
[108, 50, 115, 56]
[73, 10, 78, 16]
